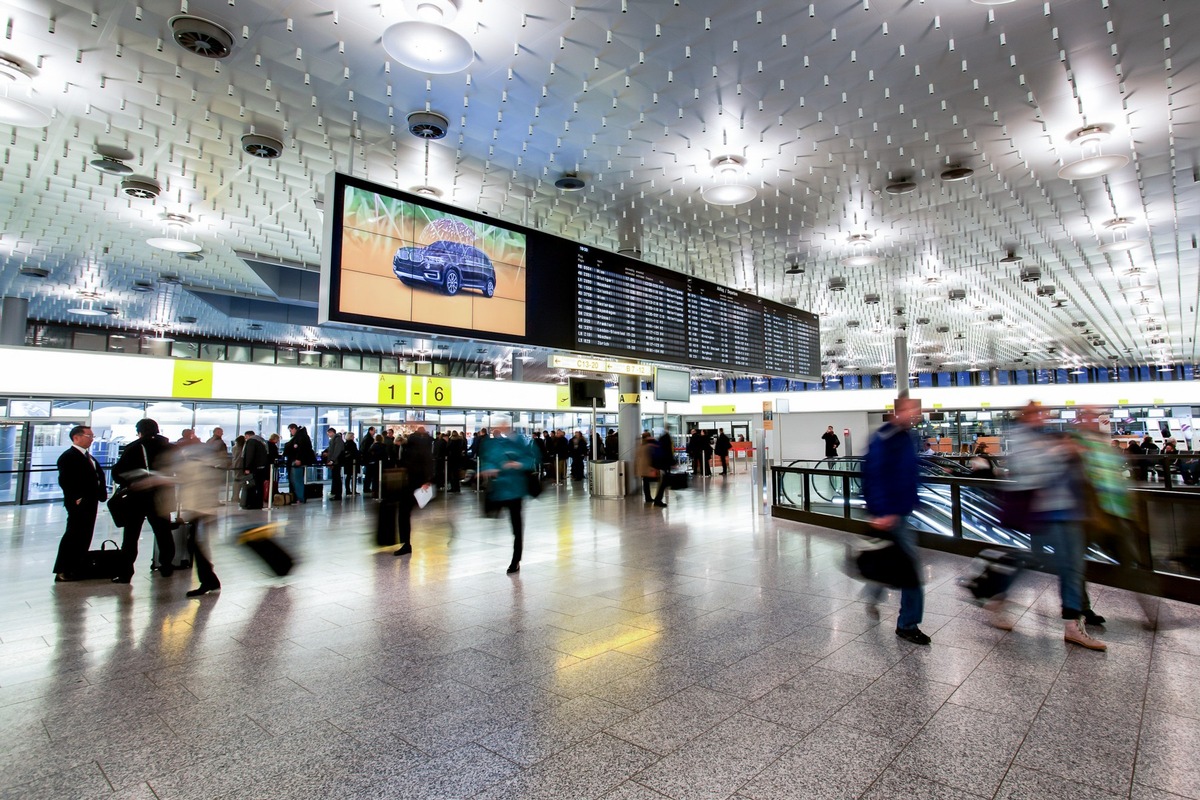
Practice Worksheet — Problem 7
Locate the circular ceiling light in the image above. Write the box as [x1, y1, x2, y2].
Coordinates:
[884, 179, 917, 195]
[1057, 125, 1128, 180]
[68, 293, 108, 316]
[382, 0, 474, 75]
[147, 235, 202, 253]
[555, 174, 586, 191]
[1099, 239, 1145, 254]
[90, 157, 133, 175]
[841, 253, 879, 267]
[970, 0, 1017, 5]
[784, 263, 803, 275]
[411, 185, 442, 197]
[0, 93, 50, 127]
[702, 156, 756, 206]
[940, 165, 974, 181]
[999, 251, 1022, 264]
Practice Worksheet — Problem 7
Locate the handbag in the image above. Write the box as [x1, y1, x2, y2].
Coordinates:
[80, 540, 125, 580]
[998, 488, 1036, 530]
[526, 471, 543, 498]
[107, 488, 132, 527]
[855, 539, 920, 589]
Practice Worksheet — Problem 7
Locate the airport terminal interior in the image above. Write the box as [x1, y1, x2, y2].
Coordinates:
[1, 0, 1200, 798]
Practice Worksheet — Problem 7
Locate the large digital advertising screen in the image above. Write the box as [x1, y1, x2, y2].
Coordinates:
[322, 175, 528, 338]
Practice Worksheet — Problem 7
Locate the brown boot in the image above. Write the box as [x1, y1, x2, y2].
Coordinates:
[1064, 619, 1106, 651]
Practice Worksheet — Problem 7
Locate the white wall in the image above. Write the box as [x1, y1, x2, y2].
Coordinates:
[776, 411, 871, 462]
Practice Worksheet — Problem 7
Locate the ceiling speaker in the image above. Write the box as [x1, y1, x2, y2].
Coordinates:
[242, 133, 284, 159]
[406, 111, 450, 140]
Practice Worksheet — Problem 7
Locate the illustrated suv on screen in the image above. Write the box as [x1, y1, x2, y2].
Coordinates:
[392, 240, 496, 298]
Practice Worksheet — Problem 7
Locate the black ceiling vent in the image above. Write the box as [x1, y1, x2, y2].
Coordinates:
[131, 281, 154, 293]
[846, 320, 861, 328]
[948, 288, 967, 301]
[1037, 285, 1056, 297]
[120, 176, 161, 199]
[936, 325, 950, 333]
[828, 277, 847, 292]
[19, 266, 49, 278]
[555, 174, 585, 191]
[406, 111, 450, 140]
[247, 323, 264, 331]
[1020, 265, 1041, 283]
[884, 178, 917, 195]
[180, 252, 204, 262]
[178, 315, 197, 324]
[864, 293, 881, 305]
[242, 133, 284, 159]
[159, 274, 183, 285]
[916, 317, 930, 325]
[784, 262, 804, 275]
[169, 15, 234, 59]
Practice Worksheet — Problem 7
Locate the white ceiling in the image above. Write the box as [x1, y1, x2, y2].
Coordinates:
[0, 0, 1196, 378]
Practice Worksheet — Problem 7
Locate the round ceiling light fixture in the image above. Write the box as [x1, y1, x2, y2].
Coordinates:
[702, 156, 756, 206]
[0, 54, 48, 128]
[555, 174, 586, 191]
[412, 185, 442, 197]
[884, 178, 917, 195]
[970, 0, 1017, 5]
[147, 225, 201, 254]
[940, 164, 974, 181]
[89, 144, 135, 175]
[68, 291, 108, 317]
[1098, 216, 1146, 253]
[999, 250, 1022, 264]
[19, 265, 49, 278]
[382, 0, 474, 74]
[1057, 125, 1129, 180]
[841, 233, 879, 267]
[784, 262, 804, 275]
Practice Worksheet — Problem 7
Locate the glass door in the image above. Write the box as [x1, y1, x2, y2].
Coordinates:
[23, 421, 88, 503]
[0, 423, 24, 504]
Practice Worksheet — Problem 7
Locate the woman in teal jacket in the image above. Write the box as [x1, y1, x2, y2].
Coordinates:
[479, 424, 539, 574]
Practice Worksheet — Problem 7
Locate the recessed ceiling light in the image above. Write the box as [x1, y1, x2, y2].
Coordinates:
[147, 236, 202, 253]
[381, 0, 474, 74]
[842, 253, 879, 267]
[703, 156, 756, 206]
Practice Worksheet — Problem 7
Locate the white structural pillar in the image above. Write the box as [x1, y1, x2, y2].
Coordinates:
[895, 335, 909, 399]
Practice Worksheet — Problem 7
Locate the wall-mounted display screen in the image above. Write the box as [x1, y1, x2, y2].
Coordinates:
[321, 173, 819, 379]
[654, 367, 692, 402]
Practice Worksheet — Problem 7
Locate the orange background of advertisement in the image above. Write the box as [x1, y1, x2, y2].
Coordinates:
[337, 221, 526, 337]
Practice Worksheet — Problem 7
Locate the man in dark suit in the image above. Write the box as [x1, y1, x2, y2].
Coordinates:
[111, 418, 176, 583]
[240, 431, 271, 509]
[53, 425, 107, 581]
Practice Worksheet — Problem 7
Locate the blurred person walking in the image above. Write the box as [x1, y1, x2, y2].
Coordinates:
[1002, 403, 1106, 650]
[386, 427, 434, 556]
[168, 440, 223, 597]
[480, 423, 540, 574]
[635, 431, 659, 502]
[862, 397, 931, 645]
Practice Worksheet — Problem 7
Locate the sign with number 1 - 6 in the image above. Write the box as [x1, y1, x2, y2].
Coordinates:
[378, 374, 408, 405]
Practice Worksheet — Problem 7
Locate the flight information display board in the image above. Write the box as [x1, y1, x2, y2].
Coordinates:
[322, 173, 819, 379]
[575, 246, 689, 361]
[573, 244, 820, 380]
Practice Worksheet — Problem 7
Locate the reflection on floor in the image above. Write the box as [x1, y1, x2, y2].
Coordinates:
[2, 475, 1198, 800]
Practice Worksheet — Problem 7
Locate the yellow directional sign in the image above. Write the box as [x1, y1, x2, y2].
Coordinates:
[426, 378, 452, 407]
[548, 354, 653, 376]
[378, 374, 408, 405]
[172, 361, 213, 399]
[619, 393, 640, 405]
[556, 386, 572, 408]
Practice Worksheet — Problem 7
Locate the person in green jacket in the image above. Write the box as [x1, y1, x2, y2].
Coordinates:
[479, 423, 540, 574]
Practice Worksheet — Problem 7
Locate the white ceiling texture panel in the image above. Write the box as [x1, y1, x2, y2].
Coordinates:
[0, 0, 1195, 378]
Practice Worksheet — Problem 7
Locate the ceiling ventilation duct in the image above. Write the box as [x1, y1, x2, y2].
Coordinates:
[120, 177, 161, 199]
[242, 133, 284, 159]
[555, 174, 585, 191]
[1019, 265, 1041, 283]
[948, 288, 967, 301]
[406, 111, 449, 140]
[169, 15, 235, 59]
[828, 277, 847, 292]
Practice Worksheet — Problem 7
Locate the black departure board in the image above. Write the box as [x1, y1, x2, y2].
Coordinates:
[686, 282, 765, 371]
[573, 244, 820, 380]
[576, 247, 689, 360]
[764, 306, 821, 376]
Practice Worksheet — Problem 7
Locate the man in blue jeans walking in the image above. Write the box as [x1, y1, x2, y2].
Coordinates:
[862, 396, 931, 646]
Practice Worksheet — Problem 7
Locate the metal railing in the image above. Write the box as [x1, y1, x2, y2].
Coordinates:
[770, 461, 1200, 605]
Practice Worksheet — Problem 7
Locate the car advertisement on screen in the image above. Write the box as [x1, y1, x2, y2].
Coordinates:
[327, 179, 527, 338]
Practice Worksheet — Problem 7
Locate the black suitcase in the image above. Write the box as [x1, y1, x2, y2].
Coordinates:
[665, 471, 689, 490]
[237, 523, 295, 576]
[304, 482, 324, 499]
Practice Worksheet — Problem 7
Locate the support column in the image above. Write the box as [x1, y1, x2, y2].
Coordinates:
[618, 375, 641, 495]
[894, 335, 909, 398]
[0, 297, 28, 347]
[510, 355, 524, 382]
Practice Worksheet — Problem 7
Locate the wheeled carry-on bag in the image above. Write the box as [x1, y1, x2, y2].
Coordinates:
[152, 519, 192, 571]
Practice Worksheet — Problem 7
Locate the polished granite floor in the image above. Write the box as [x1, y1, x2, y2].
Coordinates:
[2, 474, 1198, 800]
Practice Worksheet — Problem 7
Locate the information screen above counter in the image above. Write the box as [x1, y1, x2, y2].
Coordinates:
[320, 172, 820, 380]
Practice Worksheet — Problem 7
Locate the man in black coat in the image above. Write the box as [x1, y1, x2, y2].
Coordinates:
[389, 427, 435, 557]
[53, 425, 107, 581]
[341, 432, 360, 496]
[111, 418, 176, 583]
[822, 426, 841, 458]
[714, 429, 732, 476]
[283, 424, 316, 503]
[240, 431, 271, 509]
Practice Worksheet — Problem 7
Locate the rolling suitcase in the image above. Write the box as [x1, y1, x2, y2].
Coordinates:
[238, 523, 295, 576]
[153, 519, 192, 571]
[960, 548, 1021, 601]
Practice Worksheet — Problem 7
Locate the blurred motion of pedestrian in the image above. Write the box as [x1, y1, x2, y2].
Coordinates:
[480, 423, 539, 574]
[862, 396, 931, 646]
[1002, 403, 1106, 650]
[168, 441, 222, 597]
